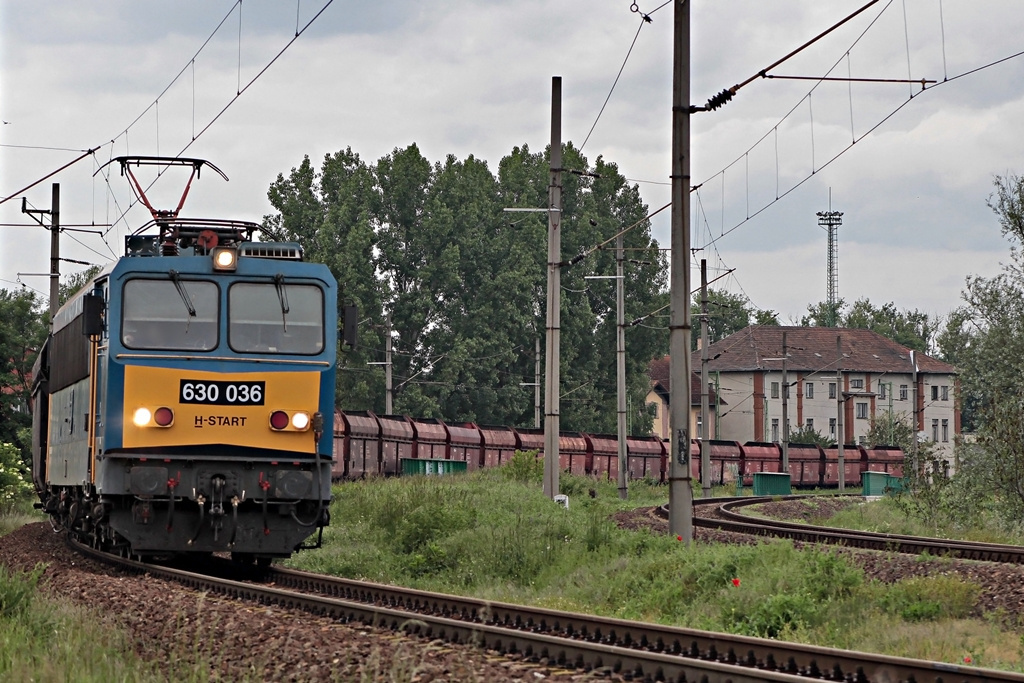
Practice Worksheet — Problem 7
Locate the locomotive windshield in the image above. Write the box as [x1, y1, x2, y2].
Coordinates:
[228, 282, 324, 354]
[122, 279, 219, 350]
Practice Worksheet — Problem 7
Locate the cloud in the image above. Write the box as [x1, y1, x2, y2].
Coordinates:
[1, 0, 1022, 320]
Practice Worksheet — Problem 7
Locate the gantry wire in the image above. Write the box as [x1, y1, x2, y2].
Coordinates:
[2, 1, 334, 259]
[579, 0, 673, 153]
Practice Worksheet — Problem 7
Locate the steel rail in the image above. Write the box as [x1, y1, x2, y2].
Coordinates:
[68, 538, 808, 683]
[692, 495, 1024, 563]
[68, 536, 1023, 683]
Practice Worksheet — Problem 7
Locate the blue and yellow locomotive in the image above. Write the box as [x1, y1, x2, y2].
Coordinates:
[31, 157, 338, 562]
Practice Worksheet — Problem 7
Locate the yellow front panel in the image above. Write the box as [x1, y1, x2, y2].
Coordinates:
[123, 365, 319, 453]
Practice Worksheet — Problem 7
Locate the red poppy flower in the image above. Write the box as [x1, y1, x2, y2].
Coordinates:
[731, 578, 741, 587]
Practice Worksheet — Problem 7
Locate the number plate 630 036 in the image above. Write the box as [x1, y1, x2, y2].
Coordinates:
[179, 380, 265, 405]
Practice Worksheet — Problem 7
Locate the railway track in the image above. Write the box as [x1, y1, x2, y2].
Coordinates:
[687, 495, 1024, 563]
[69, 535, 1022, 683]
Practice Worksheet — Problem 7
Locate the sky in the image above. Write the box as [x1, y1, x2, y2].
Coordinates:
[1, 0, 1022, 324]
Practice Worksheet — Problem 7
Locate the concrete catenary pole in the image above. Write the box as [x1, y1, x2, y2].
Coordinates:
[837, 334, 845, 491]
[781, 331, 789, 474]
[700, 259, 711, 498]
[535, 337, 541, 428]
[49, 183, 60, 322]
[668, 0, 694, 542]
[543, 76, 563, 501]
[385, 315, 394, 415]
[616, 231, 628, 500]
[911, 350, 919, 479]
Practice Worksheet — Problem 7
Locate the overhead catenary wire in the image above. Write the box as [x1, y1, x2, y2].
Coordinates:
[694, 2, 1024, 254]
[578, 0, 671, 152]
[2, 1, 334, 248]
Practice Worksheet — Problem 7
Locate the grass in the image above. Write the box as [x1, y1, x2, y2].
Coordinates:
[0, 497, 243, 682]
[821, 495, 1024, 545]
[0, 563, 167, 682]
[285, 461, 1024, 672]
[0, 498, 43, 538]
[3, 468, 1022, 675]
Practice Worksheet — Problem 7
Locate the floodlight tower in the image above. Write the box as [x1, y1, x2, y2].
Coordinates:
[816, 192, 843, 327]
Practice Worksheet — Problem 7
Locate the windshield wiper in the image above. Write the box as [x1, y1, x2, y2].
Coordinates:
[168, 270, 197, 317]
[274, 273, 290, 332]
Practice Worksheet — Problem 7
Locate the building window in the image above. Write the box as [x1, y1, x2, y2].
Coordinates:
[900, 385, 908, 401]
[851, 378, 864, 389]
[942, 419, 949, 442]
[932, 419, 939, 442]
[931, 385, 939, 401]
[856, 402, 868, 419]
[879, 383, 887, 399]
[650, 402, 658, 418]
[858, 435, 868, 445]
[783, 383, 790, 399]
[806, 418, 814, 431]
[941, 385, 949, 401]
[771, 382, 780, 399]
[805, 382, 814, 399]
[829, 417, 836, 436]
[697, 415, 703, 439]
[771, 418, 779, 442]
[829, 382, 837, 399]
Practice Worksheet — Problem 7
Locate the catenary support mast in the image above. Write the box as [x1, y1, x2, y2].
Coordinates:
[668, 0, 694, 541]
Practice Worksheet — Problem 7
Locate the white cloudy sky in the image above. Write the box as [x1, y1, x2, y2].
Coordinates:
[1, 0, 1022, 323]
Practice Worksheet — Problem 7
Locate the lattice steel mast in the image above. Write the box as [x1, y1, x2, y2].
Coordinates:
[816, 190, 843, 327]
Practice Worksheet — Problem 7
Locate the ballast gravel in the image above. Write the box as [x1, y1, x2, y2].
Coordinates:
[4, 498, 1024, 681]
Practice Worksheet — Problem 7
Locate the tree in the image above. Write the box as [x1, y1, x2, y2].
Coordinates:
[915, 174, 1024, 529]
[987, 174, 1024, 244]
[691, 289, 762, 350]
[0, 442, 32, 511]
[800, 298, 846, 329]
[753, 309, 780, 326]
[264, 150, 387, 412]
[59, 265, 103, 305]
[952, 387, 1024, 527]
[935, 306, 978, 429]
[787, 424, 830, 447]
[262, 142, 670, 434]
[801, 297, 934, 352]
[0, 288, 47, 461]
[865, 411, 915, 450]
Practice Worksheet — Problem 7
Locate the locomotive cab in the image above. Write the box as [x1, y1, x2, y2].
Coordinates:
[33, 157, 338, 562]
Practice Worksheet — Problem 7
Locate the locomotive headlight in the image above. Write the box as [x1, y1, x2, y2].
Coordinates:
[268, 410, 311, 431]
[133, 407, 174, 427]
[212, 247, 237, 271]
[291, 412, 310, 430]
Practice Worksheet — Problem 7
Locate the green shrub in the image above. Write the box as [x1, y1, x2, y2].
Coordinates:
[727, 591, 818, 638]
[501, 450, 543, 484]
[0, 564, 44, 618]
[803, 549, 863, 601]
[0, 443, 33, 512]
[880, 575, 980, 621]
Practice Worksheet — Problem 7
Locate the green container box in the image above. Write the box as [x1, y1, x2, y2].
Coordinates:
[752, 472, 791, 496]
[400, 458, 467, 477]
[863, 471, 904, 496]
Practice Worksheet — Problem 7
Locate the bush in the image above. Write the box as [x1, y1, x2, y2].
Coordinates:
[0, 564, 44, 619]
[0, 443, 32, 512]
[727, 591, 818, 638]
[880, 575, 980, 621]
[501, 450, 543, 484]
